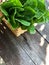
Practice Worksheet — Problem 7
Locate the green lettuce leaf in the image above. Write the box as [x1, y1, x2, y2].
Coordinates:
[16, 19, 30, 26]
[28, 25, 36, 34]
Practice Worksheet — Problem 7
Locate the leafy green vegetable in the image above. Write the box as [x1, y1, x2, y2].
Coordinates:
[8, 0, 23, 7]
[20, 0, 27, 5]
[0, 6, 9, 16]
[37, 1, 46, 12]
[28, 25, 36, 34]
[24, 0, 38, 8]
[0, 0, 49, 34]
[16, 19, 30, 26]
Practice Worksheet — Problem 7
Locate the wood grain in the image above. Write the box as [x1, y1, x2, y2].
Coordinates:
[16, 32, 49, 65]
[0, 20, 49, 65]
[36, 23, 49, 42]
[0, 22, 35, 65]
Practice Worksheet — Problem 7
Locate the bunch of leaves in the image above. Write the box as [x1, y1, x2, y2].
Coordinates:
[0, 0, 49, 34]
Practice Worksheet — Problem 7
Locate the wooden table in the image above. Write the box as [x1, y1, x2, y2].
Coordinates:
[0, 21, 49, 65]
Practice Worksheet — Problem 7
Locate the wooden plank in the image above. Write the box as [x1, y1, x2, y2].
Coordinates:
[0, 22, 49, 65]
[0, 22, 35, 65]
[16, 32, 49, 65]
[0, 22, 43, 65]
[36, 23, 49, 42]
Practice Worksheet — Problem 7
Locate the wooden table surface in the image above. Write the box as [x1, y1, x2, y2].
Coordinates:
[0, 21, 49, 65]
[0, 0, 49, 65]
